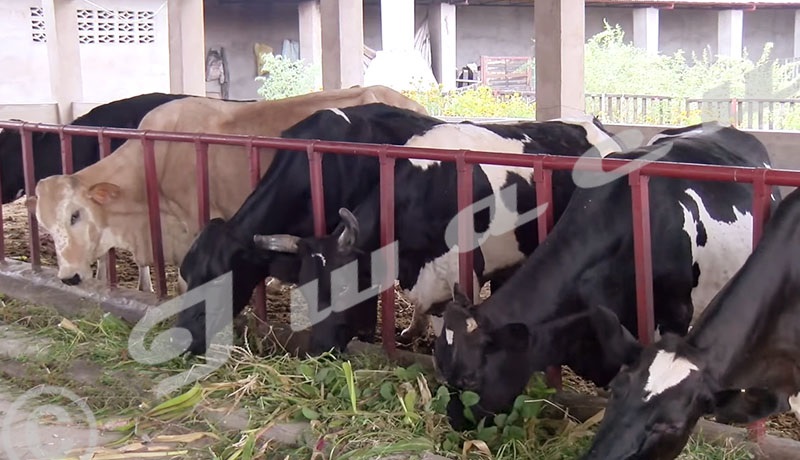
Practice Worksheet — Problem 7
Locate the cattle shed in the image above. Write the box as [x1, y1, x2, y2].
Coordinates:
[4, 0, 800, 458]
[6, 0, 800, 123]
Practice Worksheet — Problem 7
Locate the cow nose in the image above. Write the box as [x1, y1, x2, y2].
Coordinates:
[61, 274, 81, 285]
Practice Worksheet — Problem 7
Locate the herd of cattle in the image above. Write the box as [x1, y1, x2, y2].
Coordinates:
[1, 86, 799, 459]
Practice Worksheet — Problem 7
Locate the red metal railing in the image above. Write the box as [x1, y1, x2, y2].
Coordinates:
[2, 120, 796, 441]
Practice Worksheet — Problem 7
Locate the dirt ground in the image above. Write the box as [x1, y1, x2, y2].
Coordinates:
[2, 197, 799, 442]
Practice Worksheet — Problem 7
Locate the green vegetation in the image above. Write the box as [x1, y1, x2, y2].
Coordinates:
[401, 22, 800, 130]
[0, 297, 756, 459]
[256, 52, 321, 101]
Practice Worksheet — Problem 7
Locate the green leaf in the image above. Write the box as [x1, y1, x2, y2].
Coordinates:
[380, 382, 394, 401]
[460, 391, 480, 408]
[301, 406, 319, 420]
[494, 413, 508, 428]
[477, 425, 498, 443]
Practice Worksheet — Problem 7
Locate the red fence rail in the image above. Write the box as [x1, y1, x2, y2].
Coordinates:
[2, 119, 798, 440]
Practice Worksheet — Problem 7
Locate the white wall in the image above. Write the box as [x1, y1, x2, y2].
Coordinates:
[0, 0, 170, 108]
[0, 0, 53, 104]
[75, 0, 170, 102]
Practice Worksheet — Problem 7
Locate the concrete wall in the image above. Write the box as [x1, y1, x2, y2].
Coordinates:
[659, 9, 719, 58]
[203, 0, 299, 100]
[454, 6, 535, 65]
[0, 0, 52, 104]
[586, 6, 633, 40]
[743, 9, 795, 61]
[76, 0, 170, 103]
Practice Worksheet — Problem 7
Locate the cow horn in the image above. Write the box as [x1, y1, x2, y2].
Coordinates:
[337, 207, 359, 250]
[253, 234, 300, 253]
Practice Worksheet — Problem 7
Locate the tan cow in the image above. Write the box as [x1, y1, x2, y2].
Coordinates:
[31, 85, 427, 291]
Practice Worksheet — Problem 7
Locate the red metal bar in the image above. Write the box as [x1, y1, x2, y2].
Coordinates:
[20, 127, 41, 268]
[630, 171, 655, 346]
[307, 143, 326, 236]
[747, 168, 771, 444]
[194, 140, 210, 228]
[140, 135, 167, 298]
[247, 140, 267, 323]
[533, 159, 554, 244]
[58, 128, 73, 174]
[5, 122, 800, 189]
[379, 150, 397, 357]
[751, 170, 771, 248]
[97, 129, 117, 287]
[456, 151, 474, 302]
[533, 158, 562, 390]
[248, 139, 261, 189]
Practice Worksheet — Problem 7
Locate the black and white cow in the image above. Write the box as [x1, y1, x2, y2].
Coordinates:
[433, 122, 782, 430]
[254, 117, 624, 346]
[177, 103, 448, 355]
[582, 185, 800, 460]
[0, 92, 192, 204]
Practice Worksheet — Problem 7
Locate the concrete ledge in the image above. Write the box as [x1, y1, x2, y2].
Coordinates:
[0, 258, 155, 322]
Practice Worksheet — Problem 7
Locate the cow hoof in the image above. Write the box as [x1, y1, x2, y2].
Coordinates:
[61, 274, 81, 285]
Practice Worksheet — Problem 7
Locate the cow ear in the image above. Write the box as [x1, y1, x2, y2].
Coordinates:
[87, 182, 121, 205]
[488, 323, 529, 353]
[711, 388, 786, 424]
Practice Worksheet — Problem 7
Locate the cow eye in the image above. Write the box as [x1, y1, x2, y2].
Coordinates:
[70, 210, 80, 225]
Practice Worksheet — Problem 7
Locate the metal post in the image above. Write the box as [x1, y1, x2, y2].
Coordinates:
[456, 151, 474, 302]
[97, 129, 117, 287]
[379, 150, 397, 357]
[307, 143, 326, 236]
[534, 157, 561, 389]
[194, 140, 210, 228]
[630, 170, 655, 346]
[140, 135, 167, 298]
[20, 126, 41, 268]
[247, 139, 267, 322]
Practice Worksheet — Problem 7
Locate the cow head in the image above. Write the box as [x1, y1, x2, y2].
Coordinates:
[252, 208, 377, 354]
[33, 176, 120, 285]
[582, 333, 784, 460]
[433, 284, 643, 431]
[432, 285, 534, 430]
[177, 217, 280, 355]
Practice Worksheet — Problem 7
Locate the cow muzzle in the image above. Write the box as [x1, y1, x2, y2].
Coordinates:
[61, 274, 81, 285]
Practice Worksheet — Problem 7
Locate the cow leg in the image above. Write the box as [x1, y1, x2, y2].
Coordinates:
[137, 265, 154, 292]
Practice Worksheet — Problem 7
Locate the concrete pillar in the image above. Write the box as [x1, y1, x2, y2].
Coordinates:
[429, 1, 457, 90]
[633, 7, 659, 55]
[794, 10, 800, 58]
[381, 0, 415, 52]
[167, 0, 206, 96]
[718, 9, 743, 59]
[42, 0, 83, 124]
[534, 0, 585, 120]
[320, 0, 364, 89]
[299, 1, 322, 65]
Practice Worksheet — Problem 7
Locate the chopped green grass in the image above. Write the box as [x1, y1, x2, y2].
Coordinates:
[0, 296, 759, 459]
